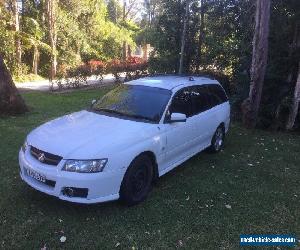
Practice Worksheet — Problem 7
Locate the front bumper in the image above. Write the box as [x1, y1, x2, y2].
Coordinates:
[19, 149, 124, 204]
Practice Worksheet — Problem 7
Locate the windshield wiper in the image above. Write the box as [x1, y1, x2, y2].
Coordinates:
[94, 108, 154, 122]
[127, 114, 154, 122]
[94, 108, 127, 116]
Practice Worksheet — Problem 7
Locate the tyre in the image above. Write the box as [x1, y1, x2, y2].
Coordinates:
[120, 155, 154, 206]
[209, 125, 225, 153]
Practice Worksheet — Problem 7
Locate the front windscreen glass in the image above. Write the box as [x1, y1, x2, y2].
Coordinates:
[92, 84, 172, 123]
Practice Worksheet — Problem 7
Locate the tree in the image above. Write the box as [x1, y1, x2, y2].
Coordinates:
[286, 62, 300, 130]
[0, 1, 16, 71]
[143, 0, 158, 28]
[45, 0, 57, 80]
[178, 0, 190, 74]
[122, 0, 127, 61]
[242, 0, 270, 128]
[123, 0, 144, 22]
[0, 55, 27, 114]
[195, 0, 205, 71]
[12, 0, 21, 67]
[107, 0, 119, 23]
[22, 17, 47, 75]
[285, 20, 300, 130]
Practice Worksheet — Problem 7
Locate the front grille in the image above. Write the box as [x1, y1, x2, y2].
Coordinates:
[30, 146, 62, 166]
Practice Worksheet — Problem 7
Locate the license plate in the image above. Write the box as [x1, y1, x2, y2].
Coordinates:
[25, 167, 46, 183]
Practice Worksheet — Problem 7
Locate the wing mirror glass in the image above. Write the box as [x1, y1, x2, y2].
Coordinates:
[169, 113, 187, 123]
[90, 99, 96, 108]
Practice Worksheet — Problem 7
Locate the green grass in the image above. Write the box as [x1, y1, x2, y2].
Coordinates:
[0, 88, 299, 249]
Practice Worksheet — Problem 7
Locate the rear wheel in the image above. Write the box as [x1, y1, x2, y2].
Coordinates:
[120, 155, 153, 206]
[209, 126, 225, 153]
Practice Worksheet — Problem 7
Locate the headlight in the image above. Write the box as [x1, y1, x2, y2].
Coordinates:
[21, 141, 28, 153]
[62, 159, 108, 173]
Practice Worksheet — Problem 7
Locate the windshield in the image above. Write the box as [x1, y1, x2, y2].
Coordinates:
[92, 84, 172, 123]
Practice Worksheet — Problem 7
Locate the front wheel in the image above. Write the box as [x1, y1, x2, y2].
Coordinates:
[209, 126, 225, 153]
[120, 155, 153, 206]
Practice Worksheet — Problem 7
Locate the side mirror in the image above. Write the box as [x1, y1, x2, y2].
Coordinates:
[169, 113, 187, 123]
[90, 99, 96, 108]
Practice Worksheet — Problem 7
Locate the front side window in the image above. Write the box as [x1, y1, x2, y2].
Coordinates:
[92, 85, 171, 123]
[168, 87, 192, 118]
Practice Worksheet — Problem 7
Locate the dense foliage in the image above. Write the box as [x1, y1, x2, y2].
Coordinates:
[0, 0, 136, 78]
[142, 0, 300, 129]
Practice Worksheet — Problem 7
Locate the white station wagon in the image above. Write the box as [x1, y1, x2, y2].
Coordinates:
[19, 75, 230, 205]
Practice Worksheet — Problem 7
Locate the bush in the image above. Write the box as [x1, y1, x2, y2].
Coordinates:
[88, 60, 105, 81]
[13, 73, 45, 83]
[12, 63, 30, 80]
[54, 57, 149, 90]
[55, 64, 91, 90]
[66, 64, 90, 88]
[107, 59, 124, 83]
[124, 57, 148, 81]
[148, 53, 178, 74]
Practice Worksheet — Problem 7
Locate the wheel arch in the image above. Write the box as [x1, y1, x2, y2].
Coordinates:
[132, 151, 159, 182]
[219, 122, 225, 131]
[119, 150, 159, 205]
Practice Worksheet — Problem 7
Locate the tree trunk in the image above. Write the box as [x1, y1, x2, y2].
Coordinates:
[178, 0, 190, 74]
[241, 0, 270, 128]
[122, 0, 127, 61]
[0, 55, 27, 115]
[46, 0, 57, 81]
[196, 0, 205, 72]
[148, 3, 152, 28]
[127, 45, 132, 58]
[286, 63, 300, 130]
[32, 45, 39, 75]
[122, 42, 127, 61]
[12, 0, 21, 67]
[286, 23, 298, 84]
[273, 23, 299, 129]
[142, 44, 148, 61]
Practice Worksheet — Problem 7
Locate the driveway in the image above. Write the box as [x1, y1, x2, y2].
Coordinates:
[15, 74, 121, 92]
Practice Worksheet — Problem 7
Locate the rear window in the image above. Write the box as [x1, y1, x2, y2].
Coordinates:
[190, 84, 228, 116]
[207, 84, 228, 104]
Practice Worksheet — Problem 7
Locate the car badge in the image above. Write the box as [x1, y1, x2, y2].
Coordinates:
[38, 153, 45, 162]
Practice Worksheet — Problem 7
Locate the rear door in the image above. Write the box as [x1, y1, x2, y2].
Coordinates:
[190, 85, 218, 149]
[206, 84, 230, 132]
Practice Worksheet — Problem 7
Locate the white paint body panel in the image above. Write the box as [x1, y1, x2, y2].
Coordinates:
[19, 76, 230, 203]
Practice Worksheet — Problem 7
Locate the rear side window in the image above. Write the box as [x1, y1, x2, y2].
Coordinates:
[207, 84, 228, 104]
[169, 87, 192, 117]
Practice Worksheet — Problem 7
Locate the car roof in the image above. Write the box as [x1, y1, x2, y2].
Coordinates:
[125, 75, 220, 90]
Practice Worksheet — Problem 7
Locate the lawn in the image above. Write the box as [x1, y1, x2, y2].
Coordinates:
[0, 88, 299, 249]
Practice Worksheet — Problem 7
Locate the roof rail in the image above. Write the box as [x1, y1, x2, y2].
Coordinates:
[147, 73, 215, 80]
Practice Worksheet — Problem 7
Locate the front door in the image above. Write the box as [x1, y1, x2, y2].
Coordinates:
[161, 87, 198, 171]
